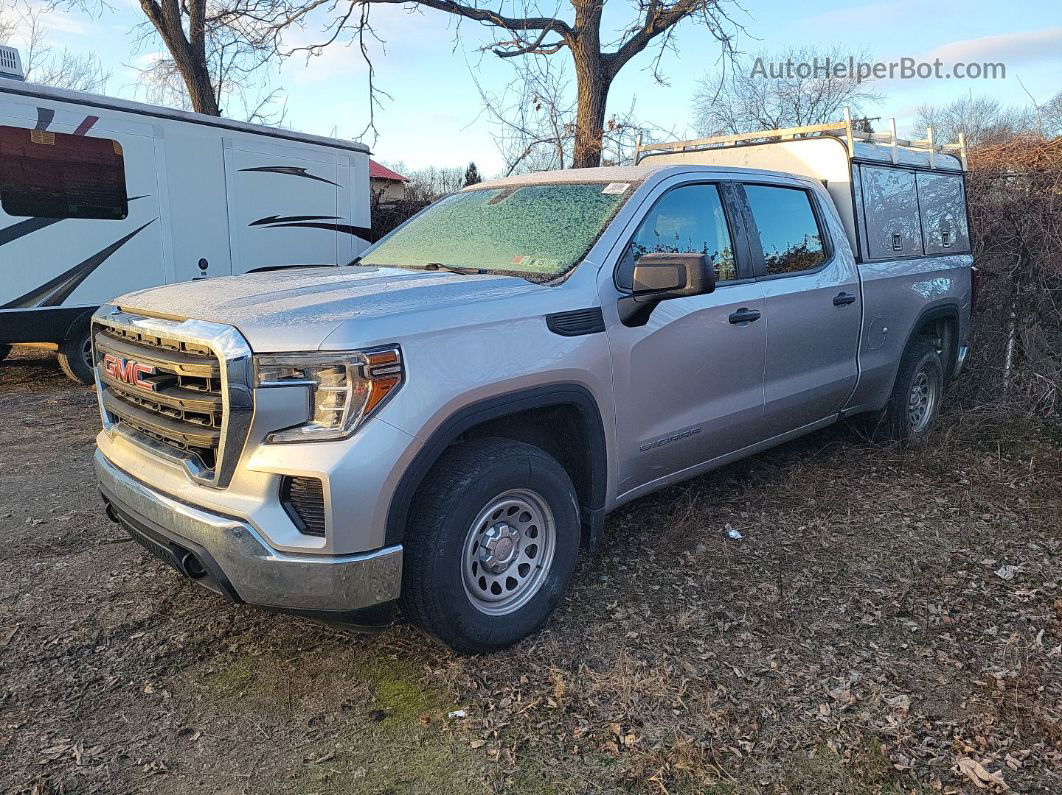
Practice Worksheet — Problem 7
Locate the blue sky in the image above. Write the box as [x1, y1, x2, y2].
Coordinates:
[5, 0, 1061, 175]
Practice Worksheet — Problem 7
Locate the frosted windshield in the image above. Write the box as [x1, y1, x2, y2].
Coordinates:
[359, 183, 632, 281]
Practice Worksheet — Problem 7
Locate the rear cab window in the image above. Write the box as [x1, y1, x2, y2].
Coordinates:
[742, 184, 827, 276]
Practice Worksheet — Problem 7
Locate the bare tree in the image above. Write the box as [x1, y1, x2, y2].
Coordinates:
[692, 45, 883, 135]
[264, 0, 741, 167]
[0, 5, 14, 42]
[475, 54, 657, 175]
[0, 3, 109, 91]
[54, 0, 289, 120]
[913, 95, 1028, 147]
[1043, 92, 1062, 138]
[382, 162, 465, 201]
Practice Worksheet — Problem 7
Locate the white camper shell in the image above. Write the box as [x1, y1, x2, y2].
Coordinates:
[635, 113, 971, 264]
[0, 77, 370, 381]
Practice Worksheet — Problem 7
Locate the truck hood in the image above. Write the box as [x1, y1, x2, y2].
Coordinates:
[116, 266, 546, 351]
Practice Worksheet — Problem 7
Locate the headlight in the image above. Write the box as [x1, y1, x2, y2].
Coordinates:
[254, 346, 403, 442]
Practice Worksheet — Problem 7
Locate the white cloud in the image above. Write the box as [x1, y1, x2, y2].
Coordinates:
[924, 27, 1062, 66]
[21, 2, 94, 37]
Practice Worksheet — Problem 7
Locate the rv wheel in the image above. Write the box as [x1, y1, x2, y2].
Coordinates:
[58, 328, 95, 385]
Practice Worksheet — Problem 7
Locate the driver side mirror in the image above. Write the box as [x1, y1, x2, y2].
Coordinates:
[619, 252, 715, 326]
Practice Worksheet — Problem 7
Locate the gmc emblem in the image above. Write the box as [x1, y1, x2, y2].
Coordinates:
[101, 353, 156, 390]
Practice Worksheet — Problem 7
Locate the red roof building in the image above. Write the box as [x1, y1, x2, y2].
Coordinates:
[369, 160, 408, 183]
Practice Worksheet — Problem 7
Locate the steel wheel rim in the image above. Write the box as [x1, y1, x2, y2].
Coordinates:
[461, 488, 556, 616]
[907, 366, 937, 432]
[81, 336, 94, 371]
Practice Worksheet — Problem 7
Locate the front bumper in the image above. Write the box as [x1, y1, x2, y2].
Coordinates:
[95, 450, 403, 622]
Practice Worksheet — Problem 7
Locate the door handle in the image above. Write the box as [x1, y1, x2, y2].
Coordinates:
[728, 307, 761, 324]
[833, 292, 857, 306]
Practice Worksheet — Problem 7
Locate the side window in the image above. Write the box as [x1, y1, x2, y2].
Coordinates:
[744, 185, 827, 275]
[0, 125, 128, 220]
[616, 183, 735, 290]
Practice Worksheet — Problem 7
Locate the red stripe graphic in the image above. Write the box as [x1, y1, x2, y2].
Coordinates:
[74, 115, 99, 136]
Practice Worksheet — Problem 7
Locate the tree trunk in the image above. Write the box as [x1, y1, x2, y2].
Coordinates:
[179, 59, 220, 115]
[142, 0, 221, 116]
[570, 0, 611, 168]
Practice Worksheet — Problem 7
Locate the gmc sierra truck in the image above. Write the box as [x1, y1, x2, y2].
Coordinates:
[93, 119, 976, 653]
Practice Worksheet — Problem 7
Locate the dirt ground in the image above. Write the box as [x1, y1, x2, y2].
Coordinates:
[1, 346, 1060, 794]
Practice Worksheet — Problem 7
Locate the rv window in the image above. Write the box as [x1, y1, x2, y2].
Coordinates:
[0, 126, 128, 220]
[743, 185, 827, 275]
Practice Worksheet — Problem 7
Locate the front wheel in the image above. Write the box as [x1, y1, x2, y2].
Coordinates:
[57, 327, 95, 385]
[400, 437, 581, 654]
[883, 338, 944, 445]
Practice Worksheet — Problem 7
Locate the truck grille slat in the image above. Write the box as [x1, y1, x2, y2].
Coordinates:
[94, 329, 220, 378]
[102, 391, 221, 449]
[98, 371, 224, 415]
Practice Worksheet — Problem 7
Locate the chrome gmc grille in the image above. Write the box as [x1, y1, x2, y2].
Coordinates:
[92, 307, 253, 488]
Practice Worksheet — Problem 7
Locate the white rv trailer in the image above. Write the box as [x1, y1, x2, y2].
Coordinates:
[0, 47, 371, 382]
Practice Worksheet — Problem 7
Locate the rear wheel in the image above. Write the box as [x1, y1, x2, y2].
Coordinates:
[882, 338, 944, 445]
[57, 327, 95, 385]
[400, 437, 581, 654]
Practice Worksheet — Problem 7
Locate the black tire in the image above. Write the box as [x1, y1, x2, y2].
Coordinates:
[57, 327, 95, 385]
[400, 437, 581, 654]
[881, 338, 944, 446]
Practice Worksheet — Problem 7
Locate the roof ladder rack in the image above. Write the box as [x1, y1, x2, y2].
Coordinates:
[634, 107, 969, 172]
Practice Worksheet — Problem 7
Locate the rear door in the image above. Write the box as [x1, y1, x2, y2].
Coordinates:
[604, 179, 769, 497]
[738, 181, 861, 434]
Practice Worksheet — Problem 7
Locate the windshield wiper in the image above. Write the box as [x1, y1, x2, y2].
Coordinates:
[424, 262, 488, 275]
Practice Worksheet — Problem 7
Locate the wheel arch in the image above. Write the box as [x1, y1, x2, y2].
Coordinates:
[386, 383, 608, 549]
[900, 303, 961, 384]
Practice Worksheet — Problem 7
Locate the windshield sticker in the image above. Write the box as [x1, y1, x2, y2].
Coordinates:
[602, 182, 630, 195]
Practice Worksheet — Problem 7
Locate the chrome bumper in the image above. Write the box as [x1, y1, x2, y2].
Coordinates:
[95, 450, 402, 617]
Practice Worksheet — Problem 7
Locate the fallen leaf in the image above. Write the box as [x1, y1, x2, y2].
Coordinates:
[957, 757, 1008, 790]
[887, 694, 911, 710]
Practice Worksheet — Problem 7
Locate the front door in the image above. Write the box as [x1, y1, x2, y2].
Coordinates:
[605, 181, 768, 498]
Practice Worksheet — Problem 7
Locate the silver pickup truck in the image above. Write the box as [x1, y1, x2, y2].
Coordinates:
[93, 122, 976, 652]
